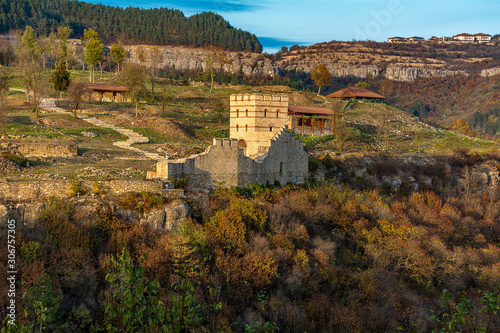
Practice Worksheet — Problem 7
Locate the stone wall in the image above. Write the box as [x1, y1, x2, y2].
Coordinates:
[0, 143, 78, 157]
[0, 180, 171, 201]
[153, 127, 308, 189]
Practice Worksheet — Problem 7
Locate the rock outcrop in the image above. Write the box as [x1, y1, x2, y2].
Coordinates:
[480, 67, 500, 77]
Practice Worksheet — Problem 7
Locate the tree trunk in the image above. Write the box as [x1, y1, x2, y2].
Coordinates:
[210, 71, 214, 93]
[151, 77, 155, 99]
[73, 102, 79, 119]
[135, 101, 138, 118]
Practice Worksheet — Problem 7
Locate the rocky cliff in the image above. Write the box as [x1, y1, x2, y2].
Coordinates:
[125, 44, 487, 82]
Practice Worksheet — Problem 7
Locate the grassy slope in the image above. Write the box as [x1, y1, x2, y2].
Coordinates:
[3, 73, 499, 181]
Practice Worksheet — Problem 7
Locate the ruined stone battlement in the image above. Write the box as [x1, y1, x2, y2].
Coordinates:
[147, 94, 308, 189]
[212, 138, 239, 146]
[230, 94, 289, 103]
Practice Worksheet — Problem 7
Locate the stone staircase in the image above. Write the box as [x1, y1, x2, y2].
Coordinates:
[39, 101, 164, 161]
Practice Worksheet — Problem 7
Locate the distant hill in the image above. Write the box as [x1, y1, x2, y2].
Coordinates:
[0, 0, 262, 52]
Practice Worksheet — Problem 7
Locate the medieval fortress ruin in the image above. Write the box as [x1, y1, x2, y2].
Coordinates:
[147, 93, 309, 188]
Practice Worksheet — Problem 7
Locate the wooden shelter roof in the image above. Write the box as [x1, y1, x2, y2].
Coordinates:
[326, 87, 385, 99]
[288, 105, 333, 116]
[83, 83, 129, 93]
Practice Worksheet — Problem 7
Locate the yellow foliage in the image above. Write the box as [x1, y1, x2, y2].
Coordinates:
[243, 252, 278, 287]
[295, 249, 310, 269]
[205, 208, 246, 250]
[377, 219, 412, 240]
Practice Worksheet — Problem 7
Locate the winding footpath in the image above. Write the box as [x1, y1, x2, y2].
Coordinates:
[39, 98, 164, 160]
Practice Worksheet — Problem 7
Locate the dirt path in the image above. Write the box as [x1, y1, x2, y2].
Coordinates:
[38, 98, 164, 160]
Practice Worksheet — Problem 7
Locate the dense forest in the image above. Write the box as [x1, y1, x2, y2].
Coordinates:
[0, 0, 262, 52]
[1, 154, 500, 332]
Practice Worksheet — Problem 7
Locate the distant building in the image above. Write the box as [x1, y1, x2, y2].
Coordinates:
[408, 36, 425, 42]
[474, 33, 492, 43]
[453, 33, 491, 43]
[453, 33, 475, 42]
[388, 37, 407, 43]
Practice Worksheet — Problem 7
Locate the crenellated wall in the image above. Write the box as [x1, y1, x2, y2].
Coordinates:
[152, 126, 308, 189]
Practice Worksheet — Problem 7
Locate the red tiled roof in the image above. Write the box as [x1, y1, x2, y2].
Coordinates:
[83, 83, 129, 92]
[326, 87, 385, 99]
[288, 105, 333, 116]
[454, 33, 472, 37]
[474, 33, 491, 37]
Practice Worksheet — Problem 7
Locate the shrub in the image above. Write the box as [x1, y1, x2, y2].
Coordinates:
[121, 191, 165, 213]
[20, 241, 42, 263]
[69, 181, 87, 196]
[173, 174, 188, 189]
[0, 152, 28, 167]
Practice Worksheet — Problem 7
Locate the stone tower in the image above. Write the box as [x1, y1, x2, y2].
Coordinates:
[229, 93, 289, 156]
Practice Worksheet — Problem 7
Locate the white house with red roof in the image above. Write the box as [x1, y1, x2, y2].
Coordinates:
[453, 33, 491, 43]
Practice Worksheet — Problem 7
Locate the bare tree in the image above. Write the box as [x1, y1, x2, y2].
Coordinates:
[147, 46, 163, 98]
[0, 101, 11, 137]
[0, 68, 13, 136]
[328, 99, 350, 154]
[13, 27, 48, 118]
[160, 86, 173, 118]
[119, 63, 148, 118]
[67, 81, 87, 118]
[377, 108, 392, 139]
[205, 46, 227, 93]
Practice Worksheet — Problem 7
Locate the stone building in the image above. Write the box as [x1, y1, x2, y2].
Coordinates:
[147, 93, 309, 188]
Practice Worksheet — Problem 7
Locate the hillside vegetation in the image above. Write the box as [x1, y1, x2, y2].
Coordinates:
[0, 0, 262, 52]
[280, 40, 500, 73]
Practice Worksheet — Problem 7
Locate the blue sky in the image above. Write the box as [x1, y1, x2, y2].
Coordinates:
[84, 0, 500, 53]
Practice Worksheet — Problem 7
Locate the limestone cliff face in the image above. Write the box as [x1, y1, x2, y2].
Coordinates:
[481, 67, 500, 77]
[125, 45, 478, 82]
[384, 67, 467, 82]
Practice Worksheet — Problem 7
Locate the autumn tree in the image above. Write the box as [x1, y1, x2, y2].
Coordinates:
[378, 79, 393, 98]
[119, 63, 148, 117]
[135, 45, 147, 65]
[205, 46, 227, 93]
[109, 43, 127, 72]
[83, 29, 104, 83]
[355, 81, 368, 89]
[311, 64, 331, 96]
